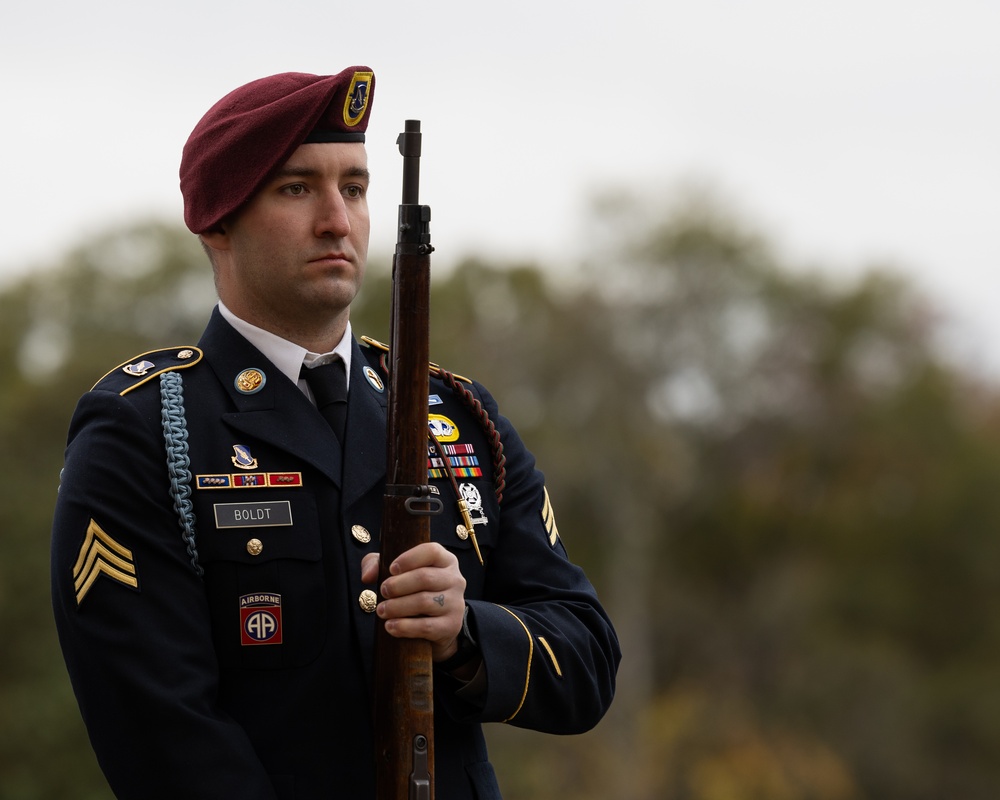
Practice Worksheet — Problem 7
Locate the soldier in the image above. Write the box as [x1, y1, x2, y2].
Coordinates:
[51, 67, 620, 799]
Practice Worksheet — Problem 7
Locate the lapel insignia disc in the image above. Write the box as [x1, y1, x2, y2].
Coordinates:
[364, 365, 385, 393]
[234, 368, 266, 395]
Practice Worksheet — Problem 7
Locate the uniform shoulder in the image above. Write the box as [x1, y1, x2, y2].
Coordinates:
[359, 335, 473, 385]
[90, 346, 205, 396]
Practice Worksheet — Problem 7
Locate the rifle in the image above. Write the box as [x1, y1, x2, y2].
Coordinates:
[374, 120, 440, 800]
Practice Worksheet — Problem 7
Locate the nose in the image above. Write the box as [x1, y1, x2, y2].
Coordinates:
[315, 190, 351, 238]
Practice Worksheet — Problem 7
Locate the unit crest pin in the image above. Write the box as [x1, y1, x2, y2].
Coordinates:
[123, 360, 154, 377]
[231, 444, 259, 470]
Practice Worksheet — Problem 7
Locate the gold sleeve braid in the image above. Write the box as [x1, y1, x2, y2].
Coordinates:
[497, 605, 534, 723]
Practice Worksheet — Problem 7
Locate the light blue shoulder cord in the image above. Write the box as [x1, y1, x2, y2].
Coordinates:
[160, 371, 204, 577]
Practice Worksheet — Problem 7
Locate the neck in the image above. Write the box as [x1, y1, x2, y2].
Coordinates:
[267, 318, 348, 354]
[221, 300, 349, 354]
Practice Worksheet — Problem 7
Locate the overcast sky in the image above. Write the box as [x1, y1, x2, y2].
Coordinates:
[4, 1, 998, 370]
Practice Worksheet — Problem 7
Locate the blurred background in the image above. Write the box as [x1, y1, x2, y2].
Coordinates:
[3, 1, 1000, 798]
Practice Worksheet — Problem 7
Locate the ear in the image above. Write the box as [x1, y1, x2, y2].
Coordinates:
[200, 224, 230, 251]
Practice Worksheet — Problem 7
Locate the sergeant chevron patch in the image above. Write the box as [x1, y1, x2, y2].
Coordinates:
[541, 488, 560, 547]
[73, 519, 139, 605]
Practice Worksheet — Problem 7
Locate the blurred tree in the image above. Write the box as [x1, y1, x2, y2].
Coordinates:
[572, 188, 1000, 799]
[0, 221, 212, 799]
[4, 194, 1000, 799]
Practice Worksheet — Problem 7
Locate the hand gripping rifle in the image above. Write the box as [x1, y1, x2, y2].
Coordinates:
[374, 120, 440, 800]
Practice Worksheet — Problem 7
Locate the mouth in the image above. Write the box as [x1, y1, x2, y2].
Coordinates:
[308, 252, 352, 267]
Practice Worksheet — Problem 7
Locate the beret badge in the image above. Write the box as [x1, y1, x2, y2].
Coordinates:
[344, 71, 374, 128]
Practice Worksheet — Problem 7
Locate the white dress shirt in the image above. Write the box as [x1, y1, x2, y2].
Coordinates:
[217, 301, 353, 402]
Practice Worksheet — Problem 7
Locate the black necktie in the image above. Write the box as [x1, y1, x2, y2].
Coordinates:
[301, 360, 347, 445]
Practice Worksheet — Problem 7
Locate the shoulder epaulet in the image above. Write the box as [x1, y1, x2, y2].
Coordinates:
[92, 346, 204, 396]
[360, 335, 472, 384]
[360, 335, 389, 354]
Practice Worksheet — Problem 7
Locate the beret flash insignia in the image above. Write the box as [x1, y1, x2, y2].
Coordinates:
[344, 71, 374, 127]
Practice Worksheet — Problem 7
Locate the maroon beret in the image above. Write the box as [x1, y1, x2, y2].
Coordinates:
[180, 67, 375, 233]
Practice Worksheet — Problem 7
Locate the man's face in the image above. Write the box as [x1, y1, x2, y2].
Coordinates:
[208, 141, 371, 341]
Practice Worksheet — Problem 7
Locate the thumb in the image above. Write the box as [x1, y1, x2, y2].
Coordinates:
[360, 552, 381, 584]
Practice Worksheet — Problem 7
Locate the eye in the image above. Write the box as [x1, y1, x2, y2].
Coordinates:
[344, 184, 366, 199]
[283, 183, 307, 197]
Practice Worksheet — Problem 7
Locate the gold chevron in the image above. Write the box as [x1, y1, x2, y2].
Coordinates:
[541, 487, 560, 546]
[73, 519, 138, 605]
[537, 636, 564, 677]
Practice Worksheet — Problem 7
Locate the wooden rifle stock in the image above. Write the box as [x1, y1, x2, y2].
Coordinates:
[374, 120, 438, 800]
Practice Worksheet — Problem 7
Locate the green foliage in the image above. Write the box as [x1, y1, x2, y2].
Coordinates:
[0, 221, 211, 800]
[4, 199, 1000, 798]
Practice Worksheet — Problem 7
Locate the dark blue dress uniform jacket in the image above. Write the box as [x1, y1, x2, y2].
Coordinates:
[51, 309, 620, 799]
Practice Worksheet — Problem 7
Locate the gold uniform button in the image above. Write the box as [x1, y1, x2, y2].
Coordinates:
[359, 589, 378, 613]
[455, 524, 469, 541]
[246, 538, 263, 556]
[351, 525, 372, 544]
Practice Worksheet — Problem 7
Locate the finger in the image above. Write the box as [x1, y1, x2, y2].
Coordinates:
[382, 544, 463, 599]
[380, 600, 464, 646]
[360, 552, 380, 584]
[382, 614, 448, 642]
[389, 542, 455, 575]
[378, 588, 455, 620]
[380, 564, 466, 603]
